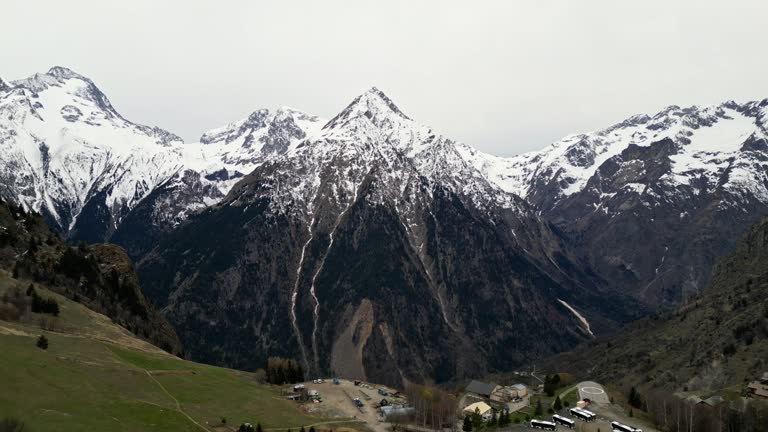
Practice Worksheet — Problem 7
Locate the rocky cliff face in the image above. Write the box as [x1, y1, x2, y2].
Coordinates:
[138, 88, 638, 386]
[467, 100, 768, 306]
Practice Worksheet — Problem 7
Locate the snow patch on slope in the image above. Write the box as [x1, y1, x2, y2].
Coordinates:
[558, 299, 594, 337]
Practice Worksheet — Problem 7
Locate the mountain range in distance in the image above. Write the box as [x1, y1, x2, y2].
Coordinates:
[2, 66, 768, 385]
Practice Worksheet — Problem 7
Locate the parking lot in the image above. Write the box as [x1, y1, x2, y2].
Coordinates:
[295, 379, 403, 432]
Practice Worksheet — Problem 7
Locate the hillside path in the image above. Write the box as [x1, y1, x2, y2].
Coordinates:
[144, 370, 211, 431]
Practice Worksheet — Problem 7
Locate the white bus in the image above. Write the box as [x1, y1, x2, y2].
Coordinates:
[552, 414, 575, 428]
[611, 421, 643, 432]
[569, 407, 596, 422]
[530, 419, 557, 430]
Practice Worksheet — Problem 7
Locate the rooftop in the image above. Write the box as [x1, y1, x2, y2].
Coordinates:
[703, 396, 724, 406]
[465, 380, 499, 397]
[463, 401, 492, 414]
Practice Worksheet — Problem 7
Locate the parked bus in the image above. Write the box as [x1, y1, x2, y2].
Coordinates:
[552, 414, 575, 428]
[530, 419, 556, 430]
[611, 421, 643, 432]
[569, 407, 596, 422]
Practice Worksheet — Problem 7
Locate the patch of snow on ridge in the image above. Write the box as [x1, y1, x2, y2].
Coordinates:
[665, 109, 758, 190]
[466, 101, 767, 206]
[557, 299, 594, 337]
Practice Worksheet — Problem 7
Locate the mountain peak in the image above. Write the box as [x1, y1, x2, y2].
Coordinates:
[358, 86, 409, 118]
[0, 77, 9, 92]
[12, 66, 96, 95]
[323, 86, 410, 130]
[46, 66, 86, 80]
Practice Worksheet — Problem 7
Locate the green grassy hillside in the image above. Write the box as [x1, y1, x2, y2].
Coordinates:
[0, 199, 181, 354]
[0, 272, 333, 432]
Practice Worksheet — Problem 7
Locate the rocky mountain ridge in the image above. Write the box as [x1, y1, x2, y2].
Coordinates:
[137, 87, 637, 385]
[0, 67, 322, 255]
[2, 66, 768, 383]
[465, 99, 768, 305]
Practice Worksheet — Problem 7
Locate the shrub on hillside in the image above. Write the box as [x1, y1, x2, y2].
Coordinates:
[0, 287, 27, 321]
[30, 293, 59, 316]
[36, 335, 48, 350]
[0, 303, 23, 322]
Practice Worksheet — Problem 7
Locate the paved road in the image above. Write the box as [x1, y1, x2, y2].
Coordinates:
[555, 386, 577, 407]
[576, 381, 610, 405]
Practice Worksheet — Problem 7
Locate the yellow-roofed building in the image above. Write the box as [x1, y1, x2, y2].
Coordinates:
[463, 401, 493, 420]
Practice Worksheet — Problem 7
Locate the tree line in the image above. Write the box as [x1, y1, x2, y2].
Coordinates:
[404, 383, 456, 429]
[624, 386, 768, 432]
[264, 357, 304, 385]
[29, 285, 60, 316]
[0, 284, 60, 321]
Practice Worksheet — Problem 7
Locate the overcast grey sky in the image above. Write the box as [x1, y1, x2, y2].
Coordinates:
[3, 0, 767, 156]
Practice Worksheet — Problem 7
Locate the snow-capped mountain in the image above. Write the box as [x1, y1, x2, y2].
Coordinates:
[467, 100, 768, 305]
[139, 87, 636, 386]
[0, 67, 322, 250]
[4, 66, 767, 383]
[469, 100, 768, 208]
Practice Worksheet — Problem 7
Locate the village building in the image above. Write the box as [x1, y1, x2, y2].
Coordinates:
[747, 381, 768, 399]
[488, 384, 528, 403]
[380, 404, 415, 421]
[463, 401, 493, 420]
[490, 387, 512, 403]
[465, 380, 501, 400]
[511, 384, 528, 397]
[685, 395, 703, 405]
[745, 372, 768, 399]
[702, 396, 724, 406]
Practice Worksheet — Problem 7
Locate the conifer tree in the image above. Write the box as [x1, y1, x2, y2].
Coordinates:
[471, 408, 482, 429]
[553, 395, 562, 411]
[462, 415, 472, 432]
